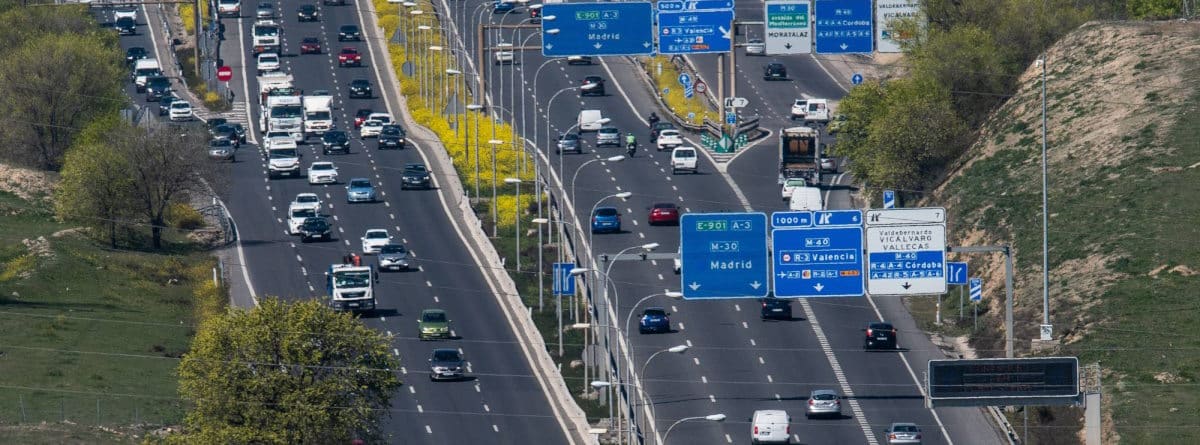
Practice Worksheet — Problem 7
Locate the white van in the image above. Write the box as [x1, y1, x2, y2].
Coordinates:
[132, 58, 161, 91]
[788, 186, 823, 211]
[804, 99, 830, 124]
[751, 409, 791, 444]
[578, 109, 603, 132]
[670, 146, 698, 174]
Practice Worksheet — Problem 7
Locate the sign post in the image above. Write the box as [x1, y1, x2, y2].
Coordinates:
[763, 0, 811, 55]
[541, 2, 655, 57]
[680, 213, 770, 299]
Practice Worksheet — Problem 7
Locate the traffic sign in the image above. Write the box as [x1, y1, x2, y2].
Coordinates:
[763, 0, 811, 55]
[657, 8, 734, 54]
[657, 0, 734, 11]
[541, 2, 655, 57]
[679, 213, 770, 299]
[851, 73, 863, 85]
[866, 224, 947, 295]
[814, 209, 862, 226]
[866, 207, 946, 226]
[882, 189, 895, 208]
[678, 72, 692, 87]
[724, 97, 749, 108]
[772, 225, 865, 298]
[813, 0, 873, 54]
[684, 84, 694, 99]
[876, 0, 921, 53]
[217, 66, 233, 82]
[725, 111, 736, 125]
[553, 262, 577, 295]
[946, 262, 968, 285]
[771, 211, 812, 228]
[969, 277, 982, 301]
[694, 80, 707, 94]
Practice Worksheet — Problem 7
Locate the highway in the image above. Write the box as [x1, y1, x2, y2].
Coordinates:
[111, 2, 573, 444]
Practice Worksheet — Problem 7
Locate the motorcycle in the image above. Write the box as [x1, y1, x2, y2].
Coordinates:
[626, 142, 637, 157]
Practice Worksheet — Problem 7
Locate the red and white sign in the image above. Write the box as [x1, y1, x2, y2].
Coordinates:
[217, 66, 233, 82]
[694, 80, 707, 94]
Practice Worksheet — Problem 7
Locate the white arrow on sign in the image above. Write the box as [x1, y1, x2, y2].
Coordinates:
[750, 281, 762, 290]
[593, 42, 603, 49]
[724, 97, 749, 108]
[719, 26, 731, 40]
[840, 43, 849, 51]
[688, 282, 701, 291]
[643, 41, 652, 48]
[545, 44, 553, 50]
[813, 282, 824, 292]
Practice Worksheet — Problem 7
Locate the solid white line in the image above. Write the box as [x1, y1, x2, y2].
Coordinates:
[799, 299, 879, 445]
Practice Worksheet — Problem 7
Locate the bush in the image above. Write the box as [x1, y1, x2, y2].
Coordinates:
[168, 203, 206, 230]
[178, 1, 211, 36]
[641, 56, 717, 125]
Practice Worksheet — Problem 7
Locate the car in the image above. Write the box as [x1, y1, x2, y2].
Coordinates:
[144, 76, 172, 102]
[806, 389, 842, 418]
[217, 0, 241, 17]
[820, 156, 838, 173]
[670, 146, 699, 174]
[206, 117, 227, 133]
[125, 47, 148, 66]
[338, 24, 361, 41]
[655, 129, 683, 151]
[349, 79, 372, 98]
[528, 4, 541, 21]
[781, 178, 808, 201]
[359, 120, 383, 138]
[256, 52, 281, 75]
[307, 161, 339, 184]
[264, 134, 294, 151]
[647, 202, 680, 225]
[649, 121, 675, 143]
[298, 217, 331, 242]
[761, 298, 792, 320]
[287, 206, 318, 235]
[804, 98, 831, 124]
[595, 126, 620, 147]
[378, 125, 406, 149]
[581, 76, 605, 96]
[591, 207, 621, 233]
[367, 112, 393, 125]
[300, 37, 322, 54]
[417, 309, 450, 340]
[211, 124, 241, 147]
[360, 229, 392, 254]
[291, 193, 322, 213]
[168, 101, 193, 121]
[638, 308, 671, 334]
[493, 42, 514, 65]
[158, 95, 178, 116]
[208, 139, 236, 161]
[322, 0, 344, 5]
[764, 62, 787, 80]
[883, 423, 923, 444]
[745, 38, 765, 56]
[864, 321, 897, 350]
[353, 108, 373, 128]
[338, 47, 362, 67]
[115, 17, 136, 35]
[321, 130, 351, 155]
[255, 2, 274, 19]
[429, 348, 464, 381]
[131, 58, 162, 91]
[345, 178, 378, 203]
[492, 0, 515, 13]
[578, 109, 603, 132]
[296, 4, 318, 21]
[378, 244, 411, 271]
[790, 99, 808, 121]
[556, 132, 581, 154]
[566, 55, 593, 65]
[827, 113, 847, 134]
[401, 163, 431, 190]
[114, 5, 138, 21]
[751, 409, 791, 444]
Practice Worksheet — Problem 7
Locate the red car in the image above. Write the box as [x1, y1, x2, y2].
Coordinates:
[338, 47, 362, 67]
[648, 202, 680, 225]
[300, 37, 321, 54]
[354, 108, 373, 128]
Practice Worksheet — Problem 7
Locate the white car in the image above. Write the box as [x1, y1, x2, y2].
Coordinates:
[656, 129, 683, 151]
[359, 119, 383, 138]
[820, 156, 838, 173]
[256, 52, 281, 74]
[790, 99, 808, 121]
[290, 193, 322, 213]
[287, 206, 318, 235]
[781, 178, 808, 201]
[307, 161, 339, 184]
[168, 101, 193, 121]
[494, 42, 514, 65]
[360, 229, 393, 254]
[114, 6, 138, 21]
[367, 112, 393, 125]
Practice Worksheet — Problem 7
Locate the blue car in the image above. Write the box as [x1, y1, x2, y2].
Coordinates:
[639, 308, 671, 334]
[492, 0, 514, 13]
[591, 207, 621, 233]
[345, 178, 378, 203]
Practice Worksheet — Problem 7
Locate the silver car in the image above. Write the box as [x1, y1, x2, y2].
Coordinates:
[377, 244, 410, 271]
[805, 389, 842, 418]
[596, 126, 621, 147]
[884, 423, 922, 444]
[745, 38, 765, 56]
[255, 2, 274, 19]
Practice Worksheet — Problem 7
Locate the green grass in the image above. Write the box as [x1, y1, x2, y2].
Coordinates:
[0, 190, 217, 439]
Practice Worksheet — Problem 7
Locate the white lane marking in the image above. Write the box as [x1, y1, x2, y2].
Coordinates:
[758, 356, 765, 365]
[300, 267, 307, 276]
[492, 425, 500, 433]
[409, 386, 416, 394]
[709, 394, 716, 403]
[417, 405, 423, 413]
[677, 322, 685, 331]
[692, 357, 700, 365]
[701, 376, 708, 384]
[750, 339, 757, 346]
[483, 404, 491, 412]
[393, 348, 399, 356]
[724, 434, 732, 443]
[767, 374, 774, 383]
[425, 425, 432, 434]
[657, 273, 664, 280]
[734, 304, 741, 312]
[742, 321, 749, 329]
[426, 280, 433, 287]
[686, 339, 693, 347]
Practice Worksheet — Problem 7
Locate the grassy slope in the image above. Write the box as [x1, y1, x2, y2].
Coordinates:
[919, 22, 1200, 444]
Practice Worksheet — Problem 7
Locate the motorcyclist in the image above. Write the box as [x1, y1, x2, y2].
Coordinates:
[647, 112, 660, 126]
[626, 133, 637, 156]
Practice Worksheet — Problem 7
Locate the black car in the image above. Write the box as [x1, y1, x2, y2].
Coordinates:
[649, 122, 676, 143]
[158, 95, 178, 116]
[581, 76, 605, 96]
[206, 117, 228, 134]
[296, 4, 319, 21]
[322, 130, 351, 154]
[764, 62, 787, 80]
[760, 298, 793, 320]
[144, 76, 172, 102]
[566, 55, 593, 65]
[211, 124, 241, 147]
[378, 124, 406, 149]
[323, 0, 345, 5]
[864, 321, 897, 350]
[125, 47, 148, 65]
[401, 163, 431, 190]
[338, 24, 361, 41]
[115, 17, 137, 35]
[299, 217, 331, 242]
[348, 79, 372, 98]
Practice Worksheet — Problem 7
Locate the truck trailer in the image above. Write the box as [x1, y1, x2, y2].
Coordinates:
[778, 126, 822, 186]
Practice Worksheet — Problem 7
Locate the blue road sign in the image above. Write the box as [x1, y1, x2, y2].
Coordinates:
[553, 262, 576, 295]
[773, 226, 865, 298]
[680, 213, 770, 299]
[725, 111, 736, 124]
[814, 209, 862, 226]
[659, 0, 735, 11]
[883, 189, 896, 209]
[969, 277, 982, 301]
[947, 262, 969, 285]
[813, 0, 872, 54]
[541, 2, 655, 57]
[772, 211, 813, 228]
[657, 8, 735, 54]
[678, 72, 692, 86]
[684, 85, 694, 99]
[851, 73, 863, 85]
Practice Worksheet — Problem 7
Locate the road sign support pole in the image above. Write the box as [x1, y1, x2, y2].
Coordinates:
[729, 25, 737, 108]
[935, 294, 941, 325]
[959, 286, 964, 320]
[716, 54, 725, 134]
[950, 245, 1015, 358]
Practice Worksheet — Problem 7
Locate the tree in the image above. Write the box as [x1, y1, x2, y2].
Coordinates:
[172, 299, 402, 444]
[117, 125, 211, 249]
[54, 116, 135, 248]
[907, 25, 1011, 125]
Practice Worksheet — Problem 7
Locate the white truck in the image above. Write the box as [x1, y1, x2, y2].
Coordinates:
[303, 94, 334, 140]
[261, 95, 304, 142]
[326, 264, 377, 313]
[256, 72, 295, 103]
[267, 139, 301, 179]
[252, 20, 281, 55]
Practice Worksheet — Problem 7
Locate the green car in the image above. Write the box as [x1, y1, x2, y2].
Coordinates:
[418, 309, 451, 340]
[827, 114, 848, 135]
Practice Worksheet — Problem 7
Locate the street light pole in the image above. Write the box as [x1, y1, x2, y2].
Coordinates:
[661, 414, 727, 445]
[600, 243, 659, 445]
[504, 177, 523, 270]
[466, 104, 484, 201]
[488, 139, 504, 237]
[1038, 55, 1052, 340]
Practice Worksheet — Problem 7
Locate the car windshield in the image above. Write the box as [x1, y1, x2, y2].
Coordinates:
[270, 149, 298, 158]
[644, 309, 666, 317]
[260, 55, 279, 63]
[596, 208, 618, 217]
[270, 106, 303, 119]
[303, 218, 326, 228]
[350, 180, 371, 188]
[870, 323, 893, 330]
[661, 130, 679, 137]
[303, 38, 319, 44]
[405, 165, 427, 174]
[381, 244, 407, 254]
[432, 350, 460, 362]
[324, 132, 347, 142]
[382, 126, 402, 135]
[291, 209, 316, 218]
[365, 231, 387, 239]
[341, 25, 358, 32]
[812, 392, 838, 401]
[599, 128, 618, 134]
[171, 102, 189, 109]
[653, 203, 675, 210]
[333, 270, 369, 287]
[561, 134, 578, 141]
[296, 195, 318, 203]
[306, 110, 331, 120]
[422, 312, 446, 323]
[675, 150, 695, 158]
[785, 179, 807, 187]
[254, 26, 278, 37]
[215, 124, 234, 133]
[353, 80, 370, 87]
[356, 109, 372, 117]
[341, 48, 357, 54]
[147, 78, 170, 87]
[311, 163, 333, 171]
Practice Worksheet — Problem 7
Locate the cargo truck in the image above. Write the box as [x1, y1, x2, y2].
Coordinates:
[778, 126, 822, 186]
[325, 264, 378, 313]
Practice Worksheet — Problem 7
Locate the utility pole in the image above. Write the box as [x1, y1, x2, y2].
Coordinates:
[193, 0, 201, 80]
[1038, 56, 1052, 342]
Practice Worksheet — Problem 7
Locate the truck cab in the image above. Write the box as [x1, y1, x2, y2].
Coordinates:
[303, 94, 334, 139]
[326, 264, 377, 313]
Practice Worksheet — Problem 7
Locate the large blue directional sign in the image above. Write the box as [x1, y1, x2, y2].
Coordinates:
[813, 0, 873, 54]
[772, 210, 865, 298]
[680, 213, 769, 299]
[657, 8, 734, 54]
[541, 2, 655, 57]
[553, 262, 576, 295]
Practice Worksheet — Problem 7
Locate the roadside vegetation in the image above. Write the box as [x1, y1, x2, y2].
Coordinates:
[639, 56, 718, 126]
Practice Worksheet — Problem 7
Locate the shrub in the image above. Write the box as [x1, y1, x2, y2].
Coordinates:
[168, 203, 206, 230]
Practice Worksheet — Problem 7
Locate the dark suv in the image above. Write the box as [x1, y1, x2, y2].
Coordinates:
[378, 125, 406, 149]
[299, 217, 331, 242]
[763, 62, 787, 80]
[581, 76, 605, 96]
[322, 130, 351, 155]
[760, 298, 792, 320]
[338, 24, 361, 41]
[864, 321, 897, 350]
[115, 17, 137, 35]
[401, 163, 431, 190]
[144, 76, 172, 102]
[349, 79, 372, 98]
